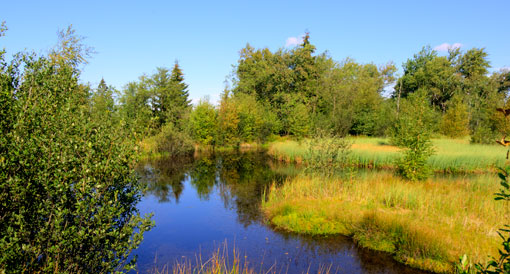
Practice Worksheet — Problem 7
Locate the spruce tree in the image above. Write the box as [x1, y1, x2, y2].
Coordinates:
[166, 61, 191, 129]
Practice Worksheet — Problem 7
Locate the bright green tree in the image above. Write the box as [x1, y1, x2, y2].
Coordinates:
[440, 95, 470, 138]
[391, 91, 436, 180]
[90, 78, 116, 121]
[190, 99, 218, 145]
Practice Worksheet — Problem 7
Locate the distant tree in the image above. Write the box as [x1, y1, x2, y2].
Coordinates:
[279, 93, 310, 138]
[234, 93, 279, 142]
[440, 95, 470, 138]
[458, 48, 490, 79]
[167, 61, 191, 129]
[119, 63, 191, 136]
[396, 46, 438, 98]
[395, 46, 460, 111]
[90, 78, 115, 121]
[217, 90, 241, 146]
[119, 80, 155, 136]
[190, 99, 217, 145]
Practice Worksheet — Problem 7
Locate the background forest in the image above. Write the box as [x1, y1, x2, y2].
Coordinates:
[112, 33, 510, 152]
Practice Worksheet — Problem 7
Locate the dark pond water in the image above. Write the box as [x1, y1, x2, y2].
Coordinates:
[133, 152, 427, 273]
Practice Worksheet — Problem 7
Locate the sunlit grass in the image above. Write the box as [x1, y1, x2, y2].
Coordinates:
[147, 241, 333, 274]
[149, 242, 255, 274]
[267, 137, 508, 173]
[262, 172, 508, 273]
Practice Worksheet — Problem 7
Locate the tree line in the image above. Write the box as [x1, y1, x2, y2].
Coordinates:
[116, 33, 510, 150]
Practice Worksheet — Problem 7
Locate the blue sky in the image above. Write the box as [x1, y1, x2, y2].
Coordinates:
[2, 0, 509, 104]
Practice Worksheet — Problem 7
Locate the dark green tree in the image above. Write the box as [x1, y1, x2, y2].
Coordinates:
[166, 61, 191, 129]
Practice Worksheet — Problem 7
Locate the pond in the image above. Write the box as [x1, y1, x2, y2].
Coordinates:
[133, 151, 426, 273]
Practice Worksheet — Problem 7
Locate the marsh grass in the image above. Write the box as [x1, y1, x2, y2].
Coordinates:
[268, 137, 508, 173]
[148, 242, 255, 274]
[262, 172, 509, 273]
[147, 241, 334, 274]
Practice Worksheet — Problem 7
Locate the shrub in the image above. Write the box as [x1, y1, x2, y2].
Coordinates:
[0, 45, 152, 272]
[154, 123, 194, 156]
[391, 91, 435, 180]
[190, 99, 218, 146]
[303, 131, 351, 176]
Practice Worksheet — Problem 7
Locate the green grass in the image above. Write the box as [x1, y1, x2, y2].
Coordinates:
[262, 172, 508, 273]
[268, 137, 508, 173]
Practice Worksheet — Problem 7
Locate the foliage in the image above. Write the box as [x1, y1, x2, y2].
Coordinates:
[217, 90, 241, 146]
[154, 123, 194, 157]
[190, 99, 218, 146]
[303, 132, 351, 176]
[279, 93, 310, 138]
[0, 29, 152, 273]
[231, 36, 395, 138]
[440, 95, 470, 138]
[233, 93, 279, 143]
[391, 91, 436, 180]
[90, 78, 116, 122]
[118, 62, 191, 137]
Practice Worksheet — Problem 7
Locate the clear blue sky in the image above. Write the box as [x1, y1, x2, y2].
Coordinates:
[2, 0, 509, 104]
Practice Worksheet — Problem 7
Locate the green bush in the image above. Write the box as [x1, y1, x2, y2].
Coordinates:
[0, 47, 152, 272]
[304, 131, 351, 176]
[155, 123, 194, 156]
[190, 99, 218, 146]
[391, 91, 435, 180]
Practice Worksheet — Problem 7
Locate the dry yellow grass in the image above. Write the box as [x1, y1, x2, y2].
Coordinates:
[262, 172, 509, 273]
[351, 143, 401, 152]
[268, 137, 508, 172]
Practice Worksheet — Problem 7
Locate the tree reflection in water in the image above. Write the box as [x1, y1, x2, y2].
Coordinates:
[138, 151, 296, 225]
[136, 151, 426, 274]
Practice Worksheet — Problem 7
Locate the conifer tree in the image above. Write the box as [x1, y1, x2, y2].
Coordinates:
[91, 78, 115, 120]
[168, 61, 191, 129]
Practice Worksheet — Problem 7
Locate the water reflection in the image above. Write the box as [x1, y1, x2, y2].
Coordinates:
[139, 152, 292, 225]
[135, 152, 425, 273]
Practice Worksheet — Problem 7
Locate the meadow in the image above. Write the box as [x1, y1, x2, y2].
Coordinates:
[262, 171, 508, 273]
[267, 137, 509, 173]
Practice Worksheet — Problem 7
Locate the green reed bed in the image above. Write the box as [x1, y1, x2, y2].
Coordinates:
[267, 137, 508, 173]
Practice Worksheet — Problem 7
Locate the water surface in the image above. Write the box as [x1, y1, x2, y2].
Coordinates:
[134, 152, 426, 273]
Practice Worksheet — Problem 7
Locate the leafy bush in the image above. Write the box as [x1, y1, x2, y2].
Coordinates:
[0, 35, 152, 272]
[190, 99, 218, 146]
[391, 91, 436, 180]
[304, 131, 351, 176]
[154, 123, 194, 156]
